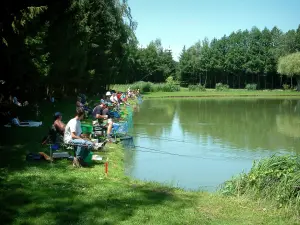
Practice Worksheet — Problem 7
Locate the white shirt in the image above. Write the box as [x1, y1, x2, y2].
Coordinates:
[64, 118, 82, 143]
[110, 95, 118, 103]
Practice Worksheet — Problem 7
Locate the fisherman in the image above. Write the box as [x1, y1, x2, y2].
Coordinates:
[92, 103, 119, 141]
[53, 112, 65, 135]
[64, 108, 101, 166]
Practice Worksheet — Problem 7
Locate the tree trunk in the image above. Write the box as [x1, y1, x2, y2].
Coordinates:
[227, 74, 228, 85]
[265, 76, 267, 89]
[296, 77, 300, 91]
[291, 76, 293, 88]
[272, 76, 274, 89]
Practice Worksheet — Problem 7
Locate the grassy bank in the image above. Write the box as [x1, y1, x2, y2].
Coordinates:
[0, 143, 299, 225]
[221, 155, 300, 213]
[142, 88, 300, 98]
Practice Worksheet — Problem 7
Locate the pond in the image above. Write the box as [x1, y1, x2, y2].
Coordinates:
[125, 98, 300, 191]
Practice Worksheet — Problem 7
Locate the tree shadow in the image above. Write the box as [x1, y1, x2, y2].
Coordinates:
[0, 164, 195, 225]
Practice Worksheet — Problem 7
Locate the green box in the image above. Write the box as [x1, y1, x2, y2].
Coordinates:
[81, 124, 93, 133]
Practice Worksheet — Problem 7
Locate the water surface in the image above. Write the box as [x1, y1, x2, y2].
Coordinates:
[125, 98, 300, 191]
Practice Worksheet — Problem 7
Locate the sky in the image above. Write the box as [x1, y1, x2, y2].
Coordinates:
[129, 0, 300, 60]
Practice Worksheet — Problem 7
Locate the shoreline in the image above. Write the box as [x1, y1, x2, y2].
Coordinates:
[141, 90, 300, 99]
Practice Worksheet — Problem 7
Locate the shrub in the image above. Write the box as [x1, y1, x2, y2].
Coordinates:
[245, 83, 257, 90]
[220, 155, 300, 210]
[282, 84, 290, 90]
[151, 83, 180, 92]
[215, 83, 229, 91]
[130, 81, 152, 93]
[111, 79, 180, 93]
[188, 84, 206, 91]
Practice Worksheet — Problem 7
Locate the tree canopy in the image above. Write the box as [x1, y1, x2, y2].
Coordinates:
[1, 1, 300, 101]
[278, 52, 300, 90]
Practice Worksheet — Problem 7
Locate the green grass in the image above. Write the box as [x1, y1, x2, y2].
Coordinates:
[1, 99, 299, 224]
[221, 155, 300, 213]
[142, 88, 300, 98]
[1, 144, 299, 225]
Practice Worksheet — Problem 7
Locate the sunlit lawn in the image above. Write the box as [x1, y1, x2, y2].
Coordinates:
[143, 88, 300, 98]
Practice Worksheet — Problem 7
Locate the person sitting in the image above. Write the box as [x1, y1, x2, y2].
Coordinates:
[11, 113, 23, 126]
[76, 97, 84, 110]
[80, 94, 87, 105]
[10, 112, 42, 127]
[110, 92, 120, 111]
[64, 108, 100, 166]
[77, 96, 92, 116]
[105, 91, 112, 102]
[119, 92, 130, 106]
[92, 103, 118, 141]
[53, 112, 65, 135]
[11, 96, 29, 107]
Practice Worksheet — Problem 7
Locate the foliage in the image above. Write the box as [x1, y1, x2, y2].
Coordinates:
[151, 83, 180, 92]
[178, 25, 300, 90]
[278, 52, 300, 91]
[188, 84, 206, 92]
[1, 1, 300, 100]
[215, 83, 229, 91]
[221, 155, 300, 210]
[111, 81, 180, 93]
[245, 83, 257, 90]
[278, 52, 300, 77]
[282, 84, 290, 90]
[130, 81, 152, 93]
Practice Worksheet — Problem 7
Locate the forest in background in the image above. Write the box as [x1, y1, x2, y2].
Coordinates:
[1, 0, 300, 101]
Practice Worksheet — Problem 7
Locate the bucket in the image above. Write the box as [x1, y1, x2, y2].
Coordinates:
[84, 151, 93, 165]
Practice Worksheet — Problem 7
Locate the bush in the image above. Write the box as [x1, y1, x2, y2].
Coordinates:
[111, 81, 180, 93]
[220, 155, 300, 210]
[215, 83, 229, 91]
[245, 83, 257, 90]
[188, 84, 206, 92]
[130, 81, 152, 93]
[151, 83, 180, 92]
[282, 84, 290, 90]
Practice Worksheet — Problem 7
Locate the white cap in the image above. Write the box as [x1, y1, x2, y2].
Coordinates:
[106, 91, 111, 96]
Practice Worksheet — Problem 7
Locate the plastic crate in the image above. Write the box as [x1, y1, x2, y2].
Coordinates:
[81, 124, 93, 133]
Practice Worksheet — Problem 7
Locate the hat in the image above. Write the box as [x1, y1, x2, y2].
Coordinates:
[106, 91, 111, 96]
[54, 112, 62, 117]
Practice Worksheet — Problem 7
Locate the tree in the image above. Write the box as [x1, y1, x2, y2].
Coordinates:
[277, 52, 300, 91]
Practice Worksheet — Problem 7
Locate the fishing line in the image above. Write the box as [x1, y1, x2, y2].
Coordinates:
[124, 144, 261, 161]
[127, 132, 196, 144]
[129, 133, 195, 144]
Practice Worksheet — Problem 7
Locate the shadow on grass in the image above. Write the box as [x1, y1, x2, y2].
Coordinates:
[0, 134, 190, 224]
[0, 164, 193, 225]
